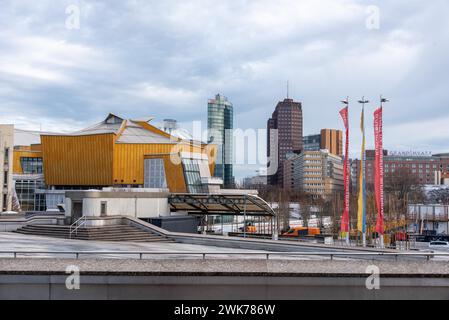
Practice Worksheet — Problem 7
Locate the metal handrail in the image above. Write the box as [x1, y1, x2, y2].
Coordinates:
[69, 216, 87, 239]
[1, 250, 448, 260]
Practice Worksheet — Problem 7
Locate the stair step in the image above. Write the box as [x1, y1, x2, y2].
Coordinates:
[15, 223, 173, 243]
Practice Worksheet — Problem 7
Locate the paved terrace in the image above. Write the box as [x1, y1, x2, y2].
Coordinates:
[0, 233, 332, 260]
[1, 233, 449, 299]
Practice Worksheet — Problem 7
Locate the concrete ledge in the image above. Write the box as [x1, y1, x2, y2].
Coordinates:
[1, 258, 448, 276]
[1, 259, 449, 300]
[0, 215, 66, 232]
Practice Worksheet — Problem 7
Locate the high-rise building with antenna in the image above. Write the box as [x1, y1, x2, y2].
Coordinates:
[267, 96, 303, 187]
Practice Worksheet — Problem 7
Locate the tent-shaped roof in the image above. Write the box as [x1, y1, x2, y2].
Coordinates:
[45, 114, 182, 144]
[116, 120, 174, 144]
[69, 113, 125, 136]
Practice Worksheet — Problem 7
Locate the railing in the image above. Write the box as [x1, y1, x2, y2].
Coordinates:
[69, 216, 87, 239]
[0, 251, 448, 261]
[25, 212, 65, 219]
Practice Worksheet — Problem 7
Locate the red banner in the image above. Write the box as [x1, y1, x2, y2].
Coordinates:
[374, 107, 384, 235]
[339, 106, 350, 233]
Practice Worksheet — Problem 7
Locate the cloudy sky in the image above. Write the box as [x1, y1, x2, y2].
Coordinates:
[1, 0, 448, 179]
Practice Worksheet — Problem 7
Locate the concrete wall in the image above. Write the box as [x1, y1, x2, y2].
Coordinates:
[1, 274, 448, 300]
[64, 190, 171, 221]
[0, 216, 65, 232]
[81, 197, 169, 218]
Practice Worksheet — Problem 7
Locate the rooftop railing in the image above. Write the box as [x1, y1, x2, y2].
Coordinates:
[0, 251, 448, 261]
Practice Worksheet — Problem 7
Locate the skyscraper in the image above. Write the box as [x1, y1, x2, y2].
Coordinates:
[207, 94, 234, 187]
[267, 98, 303, 186]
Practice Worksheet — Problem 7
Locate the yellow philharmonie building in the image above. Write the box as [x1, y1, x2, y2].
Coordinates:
[14, 114, 219, 196]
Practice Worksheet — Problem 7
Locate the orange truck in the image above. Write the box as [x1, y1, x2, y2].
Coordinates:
[282, 227, 321, 237]
[239, 222, 257, 233]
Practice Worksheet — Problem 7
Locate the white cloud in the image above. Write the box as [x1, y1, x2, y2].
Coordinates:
[0, 0, 448, 178]
[125, 83, 201, 107]
[0, 34, 107, 85]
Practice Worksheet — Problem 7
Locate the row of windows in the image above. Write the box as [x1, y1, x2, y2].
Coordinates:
[303, 177, 324, 181]
[367, 162, 449, 170]
[303, 166, 322, 170]
[303, 183, 325, 187]
[20, 157, 43, 174]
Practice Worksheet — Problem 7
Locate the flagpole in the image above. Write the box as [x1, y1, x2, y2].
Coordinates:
[358, 97, 369, 247]
[340, 97, 350, 246]
[379, 95, 389, 248]
[346, 96, 350, 246]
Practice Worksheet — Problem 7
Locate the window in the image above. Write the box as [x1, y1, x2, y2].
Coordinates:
[100, 201, 107, 217]
[4, 148, 9, 166]
[20, 157, 43, 174]
[2, 194, 7, 211]
[15, 178, 46, 212]
[182, 158, 207, 193]
[144, 158, 167, 189]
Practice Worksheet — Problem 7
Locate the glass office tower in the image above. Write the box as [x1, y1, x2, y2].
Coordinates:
[207, 94, 234, 187]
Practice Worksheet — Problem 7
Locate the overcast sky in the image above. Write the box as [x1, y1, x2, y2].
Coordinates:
[1, 0, 448, 179]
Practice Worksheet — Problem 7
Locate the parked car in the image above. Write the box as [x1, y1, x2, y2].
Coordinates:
[429, 241, 449, 249]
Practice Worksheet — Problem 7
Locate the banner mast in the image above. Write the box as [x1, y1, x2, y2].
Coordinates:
[374, 95, 389, 248]
[358, 97, 369, 247]
[339, 97, 350, 245]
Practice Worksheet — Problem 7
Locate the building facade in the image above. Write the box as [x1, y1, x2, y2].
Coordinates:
[0, 125, 14, 212]
[243, 175, 268, 189]
[408, 204, 449, 235]
[360, 150, 449, 188]
[350, 158, 360, 193]
[267, 98, 303, 187]
[12, 114, 219, 212]
[284, 150, 344, 197]
[303, 129, 343, 156]
[303, 134, 321, 152]
[320, 129, 343, 157]
[283, 153, 296, 190]
[207, 94, 234, 187]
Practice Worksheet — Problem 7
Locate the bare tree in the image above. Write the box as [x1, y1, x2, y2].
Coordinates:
[385, 167, 424, 208]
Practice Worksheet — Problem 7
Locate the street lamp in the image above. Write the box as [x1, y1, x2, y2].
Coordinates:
[358, 97, 369, 106]
[380, 96, 389, 107]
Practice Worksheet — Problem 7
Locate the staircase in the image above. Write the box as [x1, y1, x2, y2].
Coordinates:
[14, 224, 174, 243]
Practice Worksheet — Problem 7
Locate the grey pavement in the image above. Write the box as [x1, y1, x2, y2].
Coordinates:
[0, 232, 331, 261]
